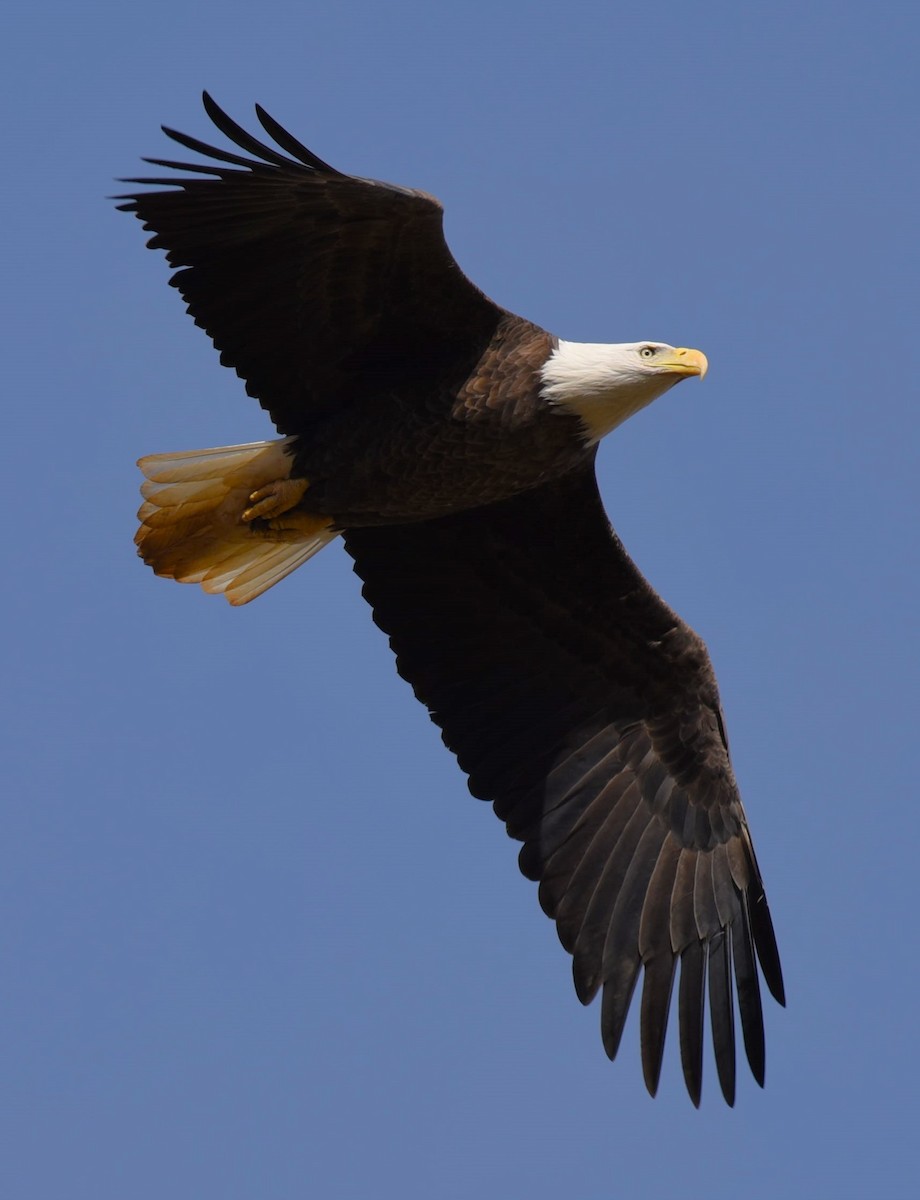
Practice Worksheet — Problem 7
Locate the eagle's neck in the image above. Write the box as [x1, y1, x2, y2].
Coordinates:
[540, 340, 679, 445]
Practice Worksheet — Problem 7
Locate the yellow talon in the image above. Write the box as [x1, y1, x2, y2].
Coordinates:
[241, 476, 310, 522]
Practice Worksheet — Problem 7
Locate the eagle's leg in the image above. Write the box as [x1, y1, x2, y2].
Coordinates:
[242, 476, 310, 523]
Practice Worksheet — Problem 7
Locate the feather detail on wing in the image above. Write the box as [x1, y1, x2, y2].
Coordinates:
[116, 93, 503, 434]
[344, 468, 784, 1105]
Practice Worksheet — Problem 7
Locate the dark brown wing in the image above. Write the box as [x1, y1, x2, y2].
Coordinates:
[116, 93, 504, 434]
[344, 467, 784, 1106]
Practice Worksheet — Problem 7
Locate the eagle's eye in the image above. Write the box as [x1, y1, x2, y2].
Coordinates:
[639, 345, 657, 359]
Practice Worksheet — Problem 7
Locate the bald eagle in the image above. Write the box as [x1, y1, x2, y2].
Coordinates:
[119, 94, 784, 1106]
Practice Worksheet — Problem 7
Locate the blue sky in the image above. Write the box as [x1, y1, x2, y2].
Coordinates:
[3, 2, 918, 1197]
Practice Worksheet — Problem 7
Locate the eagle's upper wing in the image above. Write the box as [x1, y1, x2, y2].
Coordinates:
[117, 94, 504, 435]
[344, 467, 784, 1106]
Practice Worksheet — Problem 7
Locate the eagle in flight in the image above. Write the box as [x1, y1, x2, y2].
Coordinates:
[119, 93, 784, 1106]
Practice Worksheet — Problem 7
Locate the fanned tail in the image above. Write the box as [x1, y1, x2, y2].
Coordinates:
[136, 438, 337, 605]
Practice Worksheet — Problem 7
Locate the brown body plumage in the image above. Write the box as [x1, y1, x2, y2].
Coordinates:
[289, 315, 584, 525]
[120, 94, 784, 1106]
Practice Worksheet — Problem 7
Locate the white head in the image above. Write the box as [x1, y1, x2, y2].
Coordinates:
[540, 340, 708, 444]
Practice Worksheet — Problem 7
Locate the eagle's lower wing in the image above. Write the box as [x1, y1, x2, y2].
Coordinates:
[117, 93, 503, 434]
[345, 467, 784, 1105]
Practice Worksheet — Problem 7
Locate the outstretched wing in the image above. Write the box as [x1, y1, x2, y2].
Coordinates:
[117, 93, 504, 434]
[345, 468, 784, 1106]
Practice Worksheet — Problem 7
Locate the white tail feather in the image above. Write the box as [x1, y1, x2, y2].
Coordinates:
[135, 438, 337, 604]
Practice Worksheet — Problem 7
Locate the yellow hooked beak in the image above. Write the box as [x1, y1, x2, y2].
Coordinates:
[658, 347, 708, 379]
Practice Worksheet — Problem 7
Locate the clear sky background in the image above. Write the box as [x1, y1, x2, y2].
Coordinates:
[3, 3, 918, 1197]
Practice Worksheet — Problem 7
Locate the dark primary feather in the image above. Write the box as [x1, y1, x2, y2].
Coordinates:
[117, 93, 503, 435]
[345, 468, 784, 1105]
